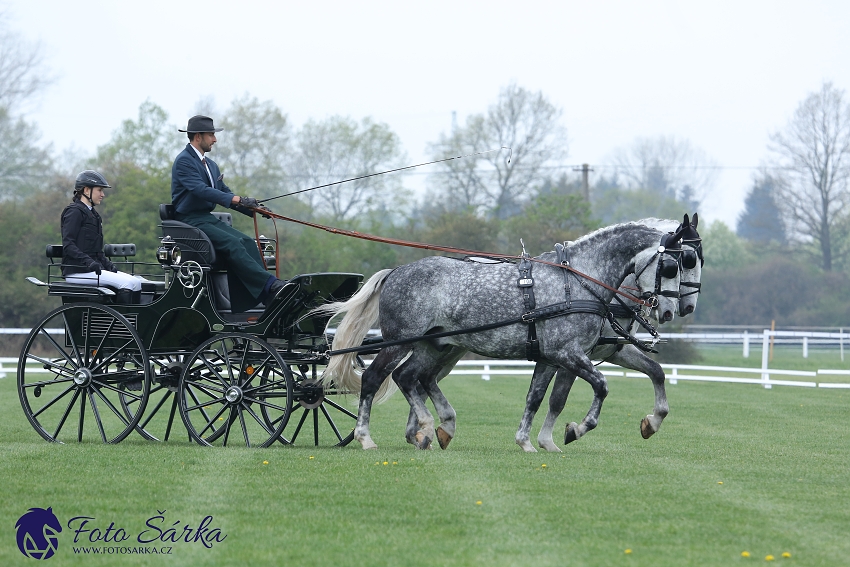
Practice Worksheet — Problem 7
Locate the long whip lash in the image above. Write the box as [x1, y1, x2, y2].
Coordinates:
[258, 147, 512, 204]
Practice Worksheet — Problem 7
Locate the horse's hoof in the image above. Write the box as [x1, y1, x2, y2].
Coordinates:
[414, 432, 432, 450]
[516, 440, 537, 453]
[436, 427, 452, 450]
[564, 422, 579, 444]
[640, 417, 656, 439]
[538, 441, 562, 453]
[360, 441, 378, 450]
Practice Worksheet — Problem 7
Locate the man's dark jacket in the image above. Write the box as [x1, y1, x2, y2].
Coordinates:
[60, 200, 116, 276]
[171, 143, 249, 215]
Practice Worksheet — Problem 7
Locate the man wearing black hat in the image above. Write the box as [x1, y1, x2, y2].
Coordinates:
[171, 115, 285, 312]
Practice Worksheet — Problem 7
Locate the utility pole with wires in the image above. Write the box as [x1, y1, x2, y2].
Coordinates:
[573, 163, 594, 200]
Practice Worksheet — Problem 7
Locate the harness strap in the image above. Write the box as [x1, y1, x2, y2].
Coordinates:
[517, 254, 539, 361]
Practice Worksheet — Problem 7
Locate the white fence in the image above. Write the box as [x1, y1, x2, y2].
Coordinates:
[447, 360, 850, 389]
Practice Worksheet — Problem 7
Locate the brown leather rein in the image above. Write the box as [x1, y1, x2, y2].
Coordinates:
[247, 207, 653, 307]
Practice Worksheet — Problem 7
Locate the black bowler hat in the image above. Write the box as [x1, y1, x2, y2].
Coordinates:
[178, 115, 223, 133]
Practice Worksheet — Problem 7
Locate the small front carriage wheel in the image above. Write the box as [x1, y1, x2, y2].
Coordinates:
[178, 333, 293, 448]
[18, 303, 151, 443]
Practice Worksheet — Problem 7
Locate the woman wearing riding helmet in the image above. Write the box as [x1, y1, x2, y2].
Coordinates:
[61, 170, 152, 300]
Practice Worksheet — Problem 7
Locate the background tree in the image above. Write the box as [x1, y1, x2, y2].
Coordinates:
[769, 81, 850, 271]
[611, 135, 718, 207]
[427, 83, 568, 219]
[289, 116, 408, 222]
[737, 173, 787, 245]
[0, 12, 52, 114]
[213, 94, 292, 199]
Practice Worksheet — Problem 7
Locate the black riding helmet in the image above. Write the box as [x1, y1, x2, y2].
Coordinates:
[74, 170, 111, 192]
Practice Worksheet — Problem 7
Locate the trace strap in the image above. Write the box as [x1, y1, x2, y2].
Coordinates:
[244, 206, 654, 307]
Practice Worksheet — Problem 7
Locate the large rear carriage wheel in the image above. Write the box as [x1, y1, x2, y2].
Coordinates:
[122, 353, 188, 442]
[178, 333, 293, 448]
[18, 303, 150, 443]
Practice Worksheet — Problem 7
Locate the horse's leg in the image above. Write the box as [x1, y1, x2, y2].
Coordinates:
[418, 348, 465, 449]
[355, 346, 410, 450]
[404, 383, 427, 445]
[392, 349, 445, 450]
[515, 362, 557, 452]
[549, 352, 609, 444]
[537, 369, 577, 452]
[606, 346, 669, 439]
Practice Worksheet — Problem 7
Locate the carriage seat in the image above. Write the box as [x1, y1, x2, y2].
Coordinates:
[159, 204, 232, 267]
[44, 244, 165, 302]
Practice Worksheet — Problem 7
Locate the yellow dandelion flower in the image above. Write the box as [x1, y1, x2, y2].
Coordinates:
[765, 555, 775, 561]
[392, 461, 398, 465]
[309, 456, 315, 460]
[383, 461, 388, 465]
[741, 551, 750, 557]
[375, 461, 380, 465]
[475, 500, 482, 505]
[262, 460, 269, 465]
[718, 481, 723, 485]
[624, 549, 632, 554]
[782, 552, 791, 558]
[541, 464, 547, 468]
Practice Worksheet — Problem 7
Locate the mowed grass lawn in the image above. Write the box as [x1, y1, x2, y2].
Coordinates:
[1, 357, 849, 566]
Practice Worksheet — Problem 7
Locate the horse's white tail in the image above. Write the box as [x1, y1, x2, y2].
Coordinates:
[312, 268, 398, 404]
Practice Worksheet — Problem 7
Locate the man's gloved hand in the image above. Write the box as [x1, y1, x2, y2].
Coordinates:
[257, 204, 272, 219]
[240, 196, 261, 208]
[87, 261, 103, 276]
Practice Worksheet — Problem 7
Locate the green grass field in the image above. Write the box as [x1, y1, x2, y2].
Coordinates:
[1, 349, 849, 566]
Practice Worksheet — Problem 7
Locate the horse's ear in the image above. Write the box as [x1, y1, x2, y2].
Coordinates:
[692, 212, 699, 228]
[683, 213, 690, 227]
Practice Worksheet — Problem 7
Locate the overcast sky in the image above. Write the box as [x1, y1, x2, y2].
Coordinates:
[8, 0, 850, 227]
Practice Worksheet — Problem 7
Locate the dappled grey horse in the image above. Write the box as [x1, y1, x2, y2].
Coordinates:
[318, 221, 686, 450]
[518, 214, 704, 452]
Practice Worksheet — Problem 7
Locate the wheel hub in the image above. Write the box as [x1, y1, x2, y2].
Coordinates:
[73, 368, 93, 387]
[298, 379, 325, 409]
[225, 386, 243, 404]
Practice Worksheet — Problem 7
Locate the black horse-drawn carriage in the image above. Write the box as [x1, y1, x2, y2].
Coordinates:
[17, 205, 366, 448]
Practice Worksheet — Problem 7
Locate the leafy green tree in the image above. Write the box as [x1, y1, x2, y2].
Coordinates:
[213, 94, 292, 199]
[701, 220, 754, 271]
[504, 192, 599, 254]
[0, 107, 52, 200]
[94, 100, 181, 175]
[591, 185, 689, 225]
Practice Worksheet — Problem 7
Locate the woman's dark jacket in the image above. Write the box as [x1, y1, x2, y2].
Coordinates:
[60, 200, 116, 276]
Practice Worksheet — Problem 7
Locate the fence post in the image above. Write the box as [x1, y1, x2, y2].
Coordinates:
[482, 363, 490, 381]
[0, 359, 6, 379]
[841, 328, 845, 362]
[803, 336, 808, 359]
[761, 329, 772, 389]
[669, 367, 678, 385]
[743, 331, 749, 358]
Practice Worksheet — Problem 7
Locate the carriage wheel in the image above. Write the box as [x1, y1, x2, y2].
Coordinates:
[18, 303, 150, 444]
[271, 358, 361, 447]
[121, 353, 189, 442]
[178, 333, 293, 448]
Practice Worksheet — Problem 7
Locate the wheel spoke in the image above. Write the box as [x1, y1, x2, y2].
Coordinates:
[87, 389, 108, 443]
[184, 396, 226, 412]
[320, 403, 344, 442]
[31, 383, 76, 419]
[83, 307, 92, 366]
[196, 353, 230, 389]
[164, 395, 179, 441]
[90, 339, 136, 374]
[91, 316, 117, 366]
[92, 379, 143, 401]
[62, 312, 83, 367]
[242, 395, 287, 413]
[52, 388, 81, 440]
[187, 386, 218, 435]
[222, 408, 235, 446]
[323, 398, 357, 418]
[290, 408, 309, 444]
[139, 389, 172, 429]
[194, 399, 228, 438]
[36, 330, 79, 372]
[91, 385, 132, 427]
[22, 375, 75, 389]
[242, 403, 276, 436]
[222, 342, 235, 384]
[313, 409, 319, 446]
[77, 389, 86, 442]
[238, 407, 250, 447]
